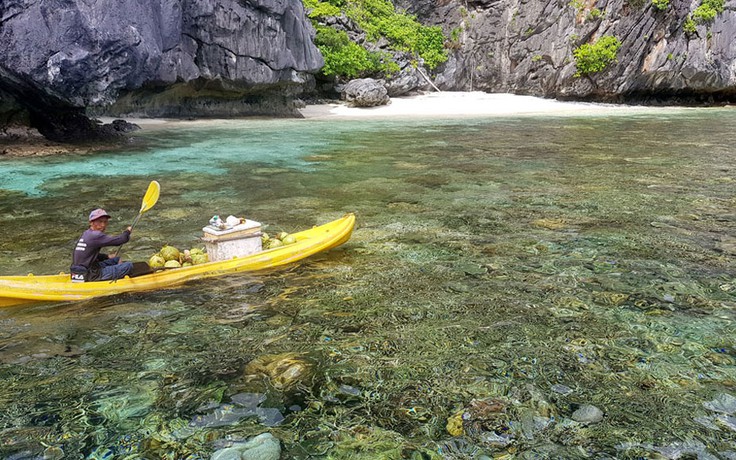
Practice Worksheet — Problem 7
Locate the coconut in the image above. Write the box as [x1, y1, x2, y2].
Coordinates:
[164, 259, 181, 268]
[192, 253, 208, 265]
[190, 247, 204, 256]
[276, 231, 289, 241]
[148, 254, 165, 268]
[261, 233, 270, 244]
[282, 234, 297, 245]
[266, 239, 283, 249]
[160, 245, 181, 262]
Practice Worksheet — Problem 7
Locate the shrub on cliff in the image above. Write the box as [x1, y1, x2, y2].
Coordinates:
[692, 0, 724, 22]
[573, 35, 621, 77]
[314, 26, 399, 78]
[304, 0, 447, 79]
[347, 0, 447, 69]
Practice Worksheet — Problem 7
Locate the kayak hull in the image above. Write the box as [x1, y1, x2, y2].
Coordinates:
[0, 213, 355, 308]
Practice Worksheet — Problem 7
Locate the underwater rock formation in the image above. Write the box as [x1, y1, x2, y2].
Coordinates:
[210, 433, 281, 460]
[244, 352, 316, 391]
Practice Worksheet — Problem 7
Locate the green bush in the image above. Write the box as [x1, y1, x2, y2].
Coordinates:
[683, 16, 697, 34]
[588, 7, 603, 19]
[308, 2, 341, 18]
[314, 26, 399, 78]
[346, 0, 447, 69]
[652, 0, 669, 10]
[692, 0, 724, 22]
[573, 35, 621, 77]
[304, 0, 448, 79]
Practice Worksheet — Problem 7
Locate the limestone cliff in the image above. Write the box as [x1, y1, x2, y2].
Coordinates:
[0, 0, 322, 140]
[399, 0, 736, 102]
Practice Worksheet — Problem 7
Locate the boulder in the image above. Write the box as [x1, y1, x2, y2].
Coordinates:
[341, 78, 390, 107]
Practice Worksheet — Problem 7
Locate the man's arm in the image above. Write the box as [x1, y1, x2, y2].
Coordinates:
[87, 229, 131, 248]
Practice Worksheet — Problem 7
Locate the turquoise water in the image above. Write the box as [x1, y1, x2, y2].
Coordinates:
[0, 109, 735, 458]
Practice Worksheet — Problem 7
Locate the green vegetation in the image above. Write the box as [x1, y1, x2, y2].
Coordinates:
[303, 0, 448, 79]
[652, 0, 669, 10]
[346, 0, 447, 68]
[573, 35, 621, 77]
[692, 0, 724, 22]
[450, 27, 462, 42]
[570, 0, 603, 22]
[314, 26, 399, 78]
[683, 16, 697, 34]
[588, 8, 603, 19]
[681, 0, 724, 34]
[569, 0, 585, 13]
[307, 1, 341, 18]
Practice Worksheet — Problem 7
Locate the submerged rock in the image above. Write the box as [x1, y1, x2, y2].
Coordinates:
[211, 433, 280, 460]
[551, 384, 573, 396]
[571, 404, 604, 424]
[191, 393, 284, 428]
[704, 393, 736, 415]
[244, 352, 316, 391]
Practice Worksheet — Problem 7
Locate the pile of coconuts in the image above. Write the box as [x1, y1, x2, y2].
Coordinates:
[261, 231, 296, 249]
[149, 245, 208, 269]
[148, 229, 297, 268]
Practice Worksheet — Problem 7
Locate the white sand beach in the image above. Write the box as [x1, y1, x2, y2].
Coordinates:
[299, 91, 686, 119]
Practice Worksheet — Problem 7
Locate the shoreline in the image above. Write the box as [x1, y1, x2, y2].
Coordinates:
[298, 91, 707, 119]
[1, 92, 726, 157]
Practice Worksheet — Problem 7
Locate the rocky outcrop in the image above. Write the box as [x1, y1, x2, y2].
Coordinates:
[399, 0, 736, 103]
[0, 0, 322, 140]
[341, 78, 390, 106]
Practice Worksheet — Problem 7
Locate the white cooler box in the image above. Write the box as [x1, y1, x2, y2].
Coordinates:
[201, 219, 262, 262]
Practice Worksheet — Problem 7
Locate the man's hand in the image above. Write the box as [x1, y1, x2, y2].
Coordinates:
[126, 226, 133, 233]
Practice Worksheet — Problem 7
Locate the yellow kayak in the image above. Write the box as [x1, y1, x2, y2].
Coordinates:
[0, 213, 355, 308]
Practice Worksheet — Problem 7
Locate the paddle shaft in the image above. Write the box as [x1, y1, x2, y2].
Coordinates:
[111, 181, 160, 259]
[112, 213, 140, 258]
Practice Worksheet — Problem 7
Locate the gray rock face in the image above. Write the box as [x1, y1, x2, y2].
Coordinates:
[0, 0, 323, 138]
[398, 0, 736, 102]
[341, 78, 390, 107]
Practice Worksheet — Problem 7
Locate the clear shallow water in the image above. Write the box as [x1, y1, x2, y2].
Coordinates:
[0, 109, 735, 459]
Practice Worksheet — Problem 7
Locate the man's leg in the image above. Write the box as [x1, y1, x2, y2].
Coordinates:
[99, 261, 133, 280]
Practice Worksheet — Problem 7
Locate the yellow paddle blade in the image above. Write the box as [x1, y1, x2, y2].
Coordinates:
[139, 180, 160, 213]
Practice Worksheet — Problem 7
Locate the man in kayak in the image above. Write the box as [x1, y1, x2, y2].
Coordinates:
[70, 208, 133, 282]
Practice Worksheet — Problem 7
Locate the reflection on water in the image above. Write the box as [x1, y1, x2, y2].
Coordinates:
[1, 110, 735, 458]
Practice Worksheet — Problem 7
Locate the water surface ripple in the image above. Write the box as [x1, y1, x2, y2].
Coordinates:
[1, 110, 735, 459]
